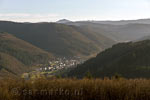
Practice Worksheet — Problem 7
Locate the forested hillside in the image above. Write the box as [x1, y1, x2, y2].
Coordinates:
[0, 32, 53, 78]
[68, 40, 150, 78]
[0, 21, 115, 57]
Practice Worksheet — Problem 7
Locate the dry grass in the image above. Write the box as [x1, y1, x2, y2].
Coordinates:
[0, 78, 150, 100]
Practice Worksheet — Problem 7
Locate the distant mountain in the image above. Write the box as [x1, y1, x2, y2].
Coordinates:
[135, 35, 150, 42]
[66, 18, 150, 25]
[56, 19, 72, 24]
[68, 40, 150, 78]
[0, 21, 115, 57]
[71, 26, 116, 48]
[92, 18, 150, 25]
[1, 20, 150, 57]
[66, 21, 150, 42]
[112, 24, 150, 41]
[0, 32, 53, 78]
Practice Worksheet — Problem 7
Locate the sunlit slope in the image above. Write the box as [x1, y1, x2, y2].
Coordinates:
[0, 32, 53, 78]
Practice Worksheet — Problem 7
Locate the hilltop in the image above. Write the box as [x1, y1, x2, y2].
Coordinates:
[56, 19, 72, 23]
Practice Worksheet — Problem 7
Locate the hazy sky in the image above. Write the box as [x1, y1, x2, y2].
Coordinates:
[0, 0, 150, 22]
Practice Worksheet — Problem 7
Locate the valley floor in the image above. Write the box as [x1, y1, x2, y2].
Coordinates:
[1, 78, 150, 100]
[21, 57, 84, 79]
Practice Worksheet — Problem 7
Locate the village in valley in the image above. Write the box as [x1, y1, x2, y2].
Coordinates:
[22, 56, 84, 79]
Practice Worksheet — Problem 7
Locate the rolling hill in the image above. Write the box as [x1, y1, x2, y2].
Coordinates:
[0, 32, 53, 78]
[0, 21, 116, 57]
[64, 20, 150, 42]
[68, 40, 150, 78]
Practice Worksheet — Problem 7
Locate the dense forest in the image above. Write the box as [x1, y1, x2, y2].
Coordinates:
[68, 40, 150, 78]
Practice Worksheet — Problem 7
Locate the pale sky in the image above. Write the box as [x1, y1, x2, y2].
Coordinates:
[0, 0, 150, 22]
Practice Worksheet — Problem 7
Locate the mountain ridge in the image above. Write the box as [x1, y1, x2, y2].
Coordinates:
[0, 21, 116, 57]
